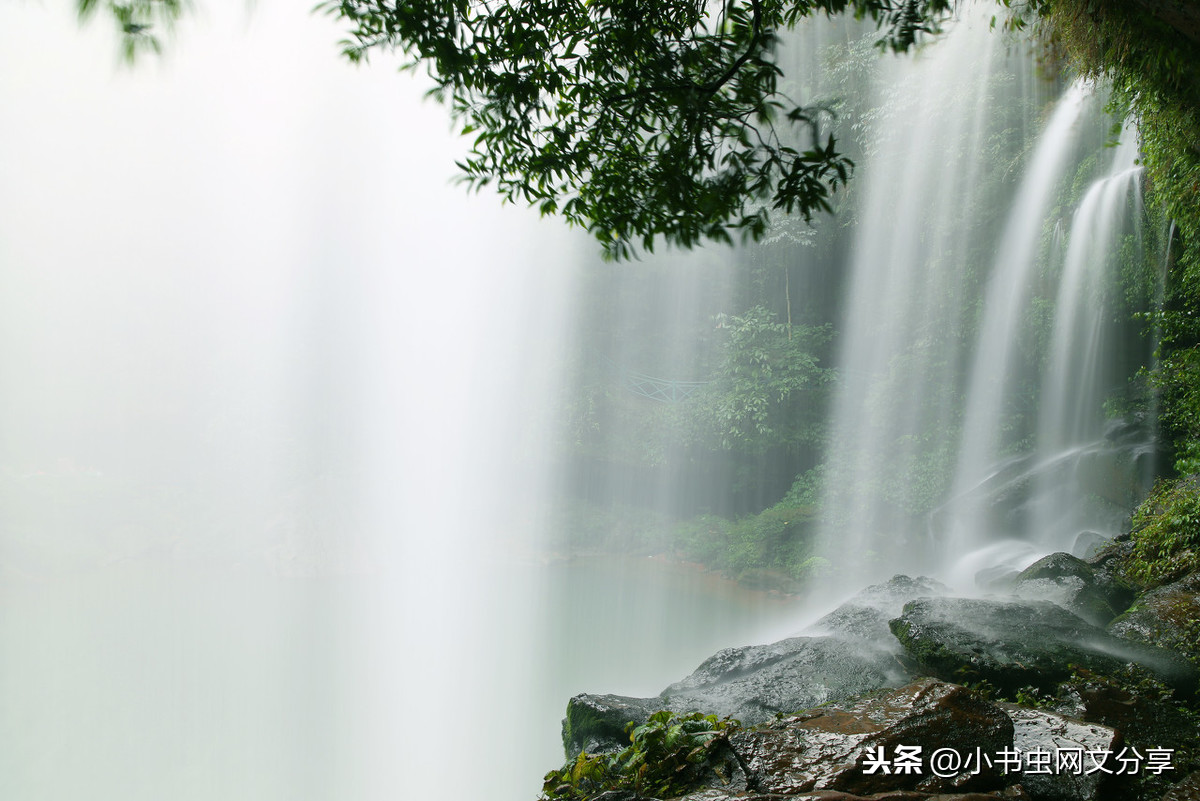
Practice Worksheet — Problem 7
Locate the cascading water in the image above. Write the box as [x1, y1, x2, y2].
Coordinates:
[938, 110, 1154, 585]
[932, 79, 1100, 582]
[949, 80, 1094, 502]
[1038, 129, 1143, 452]
[1021, 130, 1153, 558]
[0, 4, 583, 799]
[817, 5, 1026, 583]
[815, 10, 1157, 592]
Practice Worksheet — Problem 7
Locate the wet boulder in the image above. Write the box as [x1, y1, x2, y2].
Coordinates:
[889, 597, 1198, 698]
[562, 634, 914, 756]
[998, 704, 1121, 801]
[673, 789, 1035, 800]
[1052, 678, 1200, 790]
[729, 678, 1014, 796]
[1162, 771, 1200, 801]
[661, 634, 913, 725]
[1012, 552, 1135, 626]
[1108, 573, 1200, 663]
[562, 693, 658, 755]
[811, 575, 951, 641]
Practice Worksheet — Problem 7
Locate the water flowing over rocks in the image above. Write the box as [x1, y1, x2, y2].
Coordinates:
[809, 576, 952, 641]
[564, 636, 914, 755]
[563, 576, 946, 755]
[660, 636, 913, 723]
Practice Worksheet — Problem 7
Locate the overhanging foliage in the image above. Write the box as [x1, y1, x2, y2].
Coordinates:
[320, 0, 951, 257]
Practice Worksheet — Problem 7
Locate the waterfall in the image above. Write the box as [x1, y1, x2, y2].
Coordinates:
[940, 116, 1153, 585]
[1021, 129, 1150, 557]
[951, 81, 1094, 496]
[1038, 130, 1142, 451]
[0, 3, 581, 799]
[937, 81, 1097, 576]
[818, 6, 1013, 581]
[815, 11, 1155, 591]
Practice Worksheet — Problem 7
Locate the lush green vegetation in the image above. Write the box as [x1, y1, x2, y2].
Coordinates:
[1124, 476, 1200, 586]
[676, 499, 824, 590]
[541, 711, 739, 801]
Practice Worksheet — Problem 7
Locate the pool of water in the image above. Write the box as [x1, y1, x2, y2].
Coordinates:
[0, 550, 802, 801]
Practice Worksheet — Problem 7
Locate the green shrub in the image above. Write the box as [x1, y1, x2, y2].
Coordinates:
[1125, 476, 1200, 585]
[674, 501, 817, 586]
[540, 711, 738, 801]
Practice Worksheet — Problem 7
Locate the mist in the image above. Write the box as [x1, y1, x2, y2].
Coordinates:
[0, 3, 583, 798]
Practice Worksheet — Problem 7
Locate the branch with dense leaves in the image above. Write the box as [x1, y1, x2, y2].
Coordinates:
[320, 0, 952, 258]
[76, 0, 952, 257]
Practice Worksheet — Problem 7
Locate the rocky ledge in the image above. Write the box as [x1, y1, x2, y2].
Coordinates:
[549, 554, 1200, 801]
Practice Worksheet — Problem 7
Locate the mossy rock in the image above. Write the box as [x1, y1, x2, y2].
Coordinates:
[1109, 572, 1200, 663]
[562, 694, 656, 756]
[889, 596, 1199, 699]
[1013, 552, 1136, 626]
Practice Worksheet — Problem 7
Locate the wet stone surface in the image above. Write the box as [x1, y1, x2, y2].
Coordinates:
[1108, 573, 1200, 663]
[889, 597, 1198, 698]
[998, 704, 1120, 801]
[1011, 552, 1134, 627]
[564, 633, 914, 756]
[810, 576, 951, 642]
[729, 679, 1014, 796]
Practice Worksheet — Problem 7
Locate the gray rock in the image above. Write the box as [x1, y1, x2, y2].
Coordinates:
[1012, 553, 1134, 626]
[811, 576, 951, 641]
[998, 704, 1121, 801]
[677, 790, 1031, 800]
[729, 678, 1014, 796]
[889, 597, 1198, 698]
[662, 635, 913, 725]
[1052, 678, 1199, 784]
[562, 633, 915, 757]
[562, 693, 657, 755]
[815, 604, 901, 641]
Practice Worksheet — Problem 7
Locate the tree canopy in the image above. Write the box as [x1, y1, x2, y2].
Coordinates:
[321, 0, 952, 258]
[80, 0, 951, 258]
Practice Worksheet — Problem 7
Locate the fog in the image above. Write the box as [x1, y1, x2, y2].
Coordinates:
[0, 3, 583, 798]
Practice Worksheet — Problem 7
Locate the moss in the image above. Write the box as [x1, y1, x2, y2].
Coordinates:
[1121, 475, 1200, 586]
[887, 618, 965, 682]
